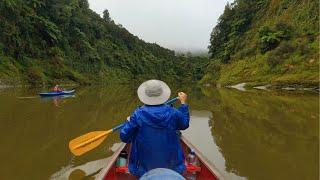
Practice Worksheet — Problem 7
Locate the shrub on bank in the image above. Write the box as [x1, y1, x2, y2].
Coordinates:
[25, 67, 45, 85]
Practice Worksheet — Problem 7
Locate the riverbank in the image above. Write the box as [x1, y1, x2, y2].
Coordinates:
[217, 56, 319, 89]
[225, 82, 319, 92]
[2, 75, 318, 93]
[200, 51, 319, 91]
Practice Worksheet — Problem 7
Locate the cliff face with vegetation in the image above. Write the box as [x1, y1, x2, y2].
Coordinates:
[0, 0, 206, 86]
[202, 0, 319, 87]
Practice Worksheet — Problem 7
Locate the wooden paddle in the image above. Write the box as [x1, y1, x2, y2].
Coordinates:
[69, 97, 178, 156]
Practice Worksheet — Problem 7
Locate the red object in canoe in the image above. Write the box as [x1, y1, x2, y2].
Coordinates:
[96, 135, 224, 180]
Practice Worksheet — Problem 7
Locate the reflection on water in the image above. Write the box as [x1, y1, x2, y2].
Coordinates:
[183, 110, 246, 180]
[0, 86, 139, 180]
[40, 95, 76, 107]
[0, 86, 318, 180]
[51, 143, 122, 180]
[188, 88, 319, 180]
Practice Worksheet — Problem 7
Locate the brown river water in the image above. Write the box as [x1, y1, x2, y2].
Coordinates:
[0, 85, 318, 180]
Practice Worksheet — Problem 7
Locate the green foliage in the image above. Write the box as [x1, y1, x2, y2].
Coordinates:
[274, 22, 292, 40]
[0, 55, 19, 75]
[34, 16, 62, 45]
[205, 0, 319, 86]
[0, 0, 206, 85]
[199, 61, 221, 85]
[259, 26, 281, 53]
[266, 42, 294, 68]
[1, 0, 18, 11]
[206, 61, 221, 74]
[259, 23, 292, 53]
[103, 9, 112, 22]
[64, 69, 89, 85]
[209, 0, 267, 63]
[25, 67, 44, 85]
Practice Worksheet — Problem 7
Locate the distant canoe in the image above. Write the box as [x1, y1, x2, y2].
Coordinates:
[39, 90, 75, 97]
[97, 135, 224, 180]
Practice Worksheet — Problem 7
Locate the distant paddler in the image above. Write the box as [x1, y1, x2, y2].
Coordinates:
[53, 84, 63, 92]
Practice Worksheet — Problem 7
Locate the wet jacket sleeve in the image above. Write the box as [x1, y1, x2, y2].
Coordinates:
[175, 104, 190, 130]
[120, 110, 139, 143]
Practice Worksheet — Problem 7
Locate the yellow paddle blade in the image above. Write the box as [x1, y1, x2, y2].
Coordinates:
[69, 130, 112, 156]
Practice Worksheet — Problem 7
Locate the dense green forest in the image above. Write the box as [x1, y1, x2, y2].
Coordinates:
[202, 0, 319, 87]
[0, 0, 318, 87]
[0, 0, 206, 86]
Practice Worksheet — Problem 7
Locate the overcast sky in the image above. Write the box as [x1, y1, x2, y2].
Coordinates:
[88, 0, 232, 52]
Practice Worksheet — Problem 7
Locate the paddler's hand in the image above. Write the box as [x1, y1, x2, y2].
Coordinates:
[127, 116, 130, 121]
[178, 92, 187, 104]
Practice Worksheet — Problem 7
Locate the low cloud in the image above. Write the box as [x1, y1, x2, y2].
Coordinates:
[88, 0, 232, 52]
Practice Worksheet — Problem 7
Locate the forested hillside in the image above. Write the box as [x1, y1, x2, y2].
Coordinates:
[202, 0, 319, 87]
[0, 0, 205, 85]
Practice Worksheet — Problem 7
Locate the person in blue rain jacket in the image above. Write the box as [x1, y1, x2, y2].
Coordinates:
[120, 79, 190, 178]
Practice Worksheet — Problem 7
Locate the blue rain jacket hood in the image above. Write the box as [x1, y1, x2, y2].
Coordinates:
[120, 104, 190, 177]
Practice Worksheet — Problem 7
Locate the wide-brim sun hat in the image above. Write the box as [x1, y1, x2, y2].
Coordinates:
[137, 79, 171, 105]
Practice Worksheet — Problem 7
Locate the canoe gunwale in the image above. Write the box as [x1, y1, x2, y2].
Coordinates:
[96, 135, 225, 180]
[180, 136, 225, 180]
[96, 143, 126, 180]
